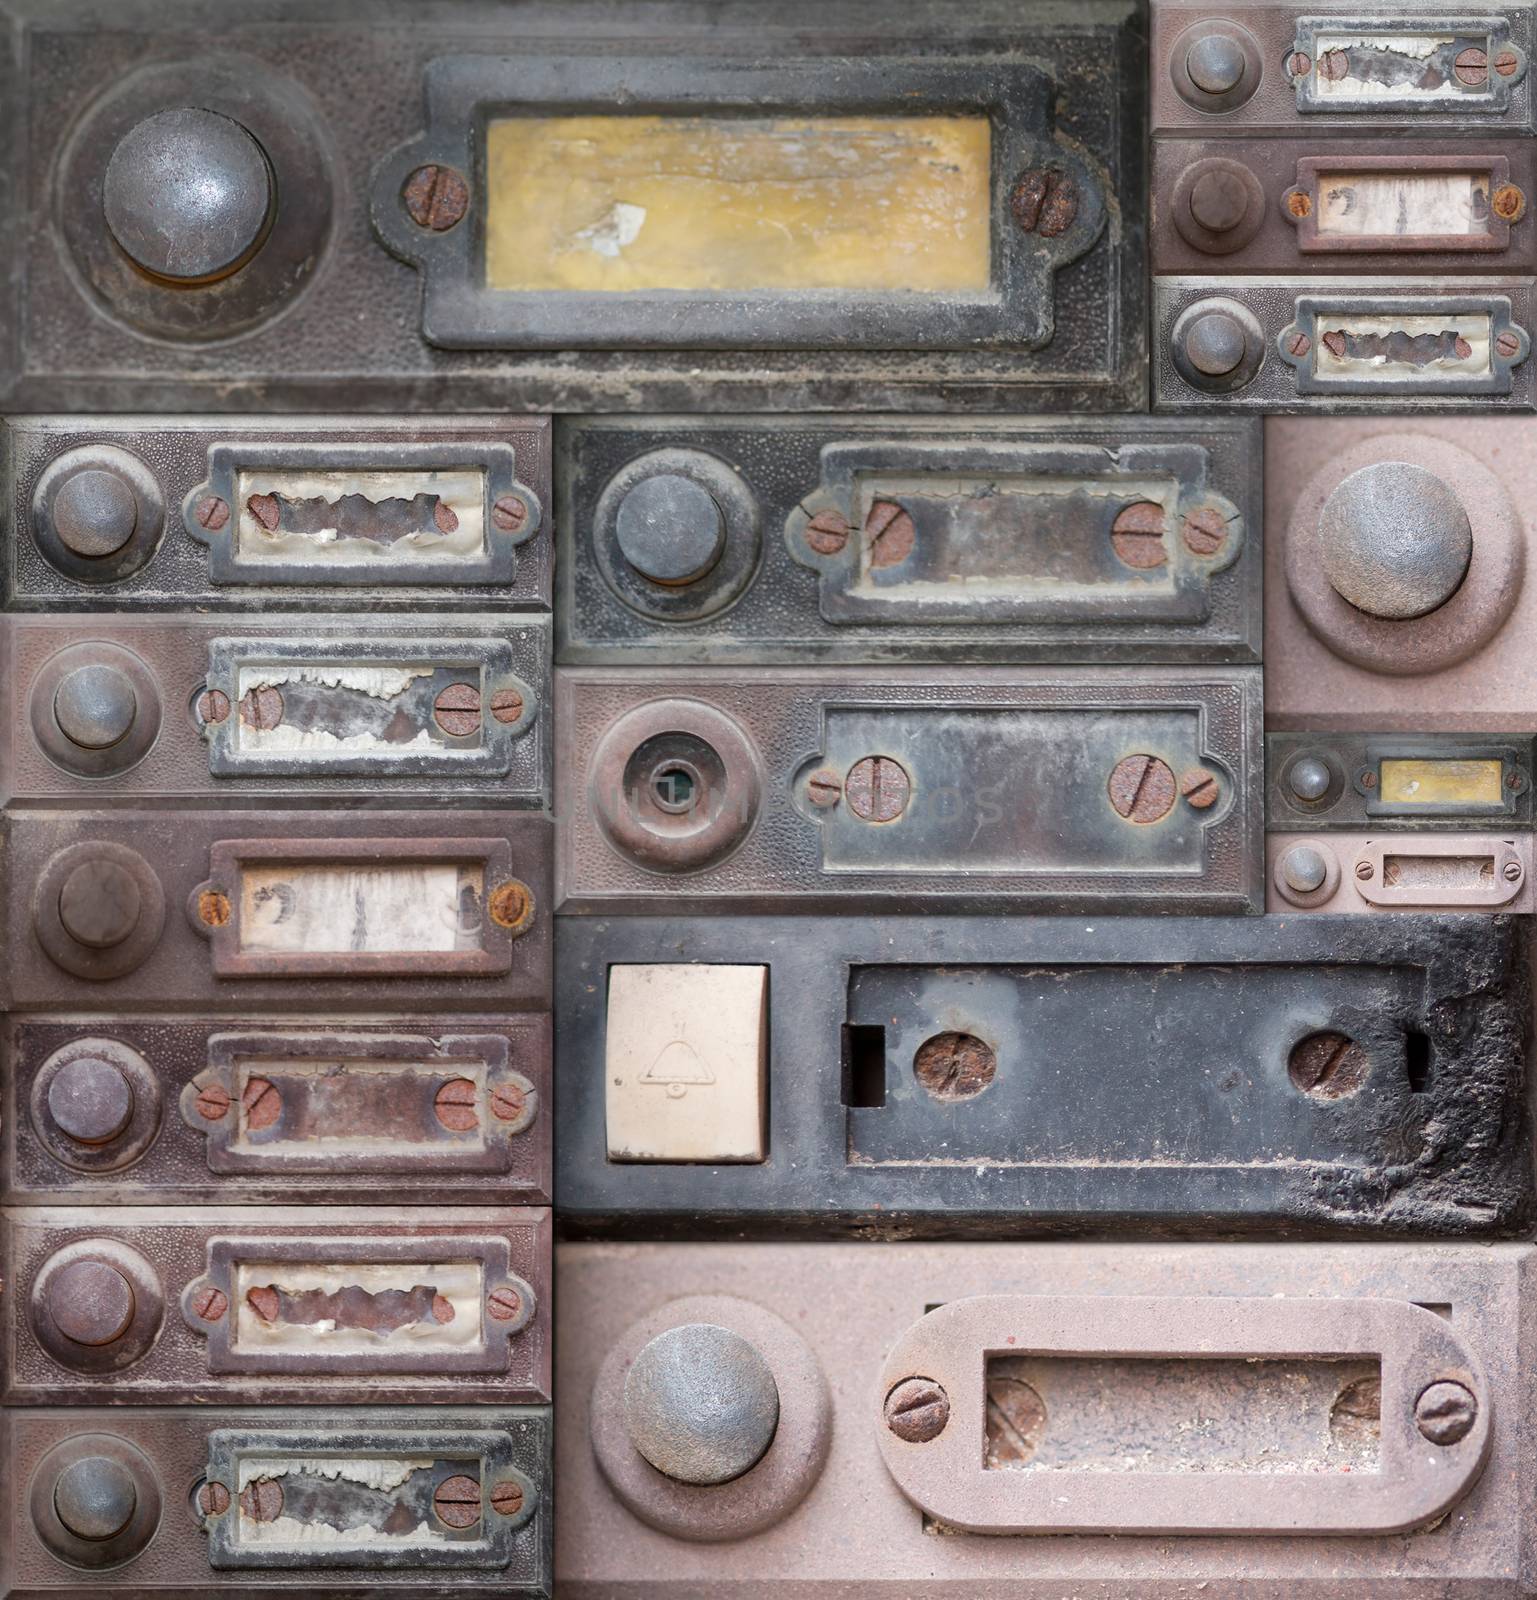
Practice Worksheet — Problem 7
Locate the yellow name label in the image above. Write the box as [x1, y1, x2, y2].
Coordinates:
[1378, 757, 1504, 807]
[484, 114, 992, 294]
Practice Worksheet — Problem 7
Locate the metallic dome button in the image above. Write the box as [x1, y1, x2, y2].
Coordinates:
[58, 859, 142, 950]
[53, 665, 138, 750]
[47, 1259, 137, 1347]
[1188, 166, 1251, 233]
[1186, 33, 1247, 94]
[103, 107, 274, 284]
[1320, 463, 1474, 620]
[615, 475, 727, 586]
[1287, 757, 1333, 802]
[51, 469, 139, 559]
[623, 1323, 781, 1485]
[1280, 843, 1330, 894]
[47, 1058, 135, 1146]
[53, 1457, 138, 1542]
[1184, 309, 1248, 376]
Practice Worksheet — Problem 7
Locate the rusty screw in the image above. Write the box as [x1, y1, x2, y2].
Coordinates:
[490, 687, 525, 724]
[884, 1377, 951, 1443]
[1108, 754, 1176, 824]
[1288, 1030, 1370, 1098]
[1180, 767, 1220, 809]
[490, 1480, 525, 1517]
[1504, 860, 1523, 881]
[197, 1481, 231, 1517]
[190, 1285, 228, 1322]
[193, 495, 230, 532]
[1355, 859, 1374, 880]
[491, 495, 528, 533]
[489, 879, 534, 932]
[864, 500, 915, 569]
[1110, 501, 1167, 570]
[1454, 45, 1488, 85]
[239, 1480, 283, 1523]
[1182, 505, 1229, 558]
[806, 766, 843, 808]
[1319, 49, 1350, 80]
[490, 1082, 530, 1123]
[238, 685, 284, 731]
[242, 1076, 281, 1132]
[196, 688, 231, 726]
[1285, 189, 1312, 220]
[1011, 169, 1079, 237]
[432, 1474, 482, 1528]
[1284, 330, 1312, 360]
[803, 509, 850, 556]
[197, 889, 231, 928]
[433, 682, 482, 737]
[487, 1286, 523, 1322]
[1493, 184, 1526, 222]
[1496, 329, 1524, 360]
[1286, 50, 1311, 76]
[195, 1083, 232, 1121]
[435, 1077, 480, 1133]
[1415, 1380, 1478, 1446]
[402, 164, 469, 231]
[1496, 48, 1521, 75]
[845, 756, 911, 823]
[914, 1032, 997, 1100]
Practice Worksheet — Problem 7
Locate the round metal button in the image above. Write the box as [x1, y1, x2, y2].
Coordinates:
[1184, 310, 1248, 376]
[53, 665, 138, 750]
[51, 469, 139, 559]
[1188, 166, 1251, 233]
[47, 1260, 137, 1347]
[1186, 33, 1247, 94]
[624, 1323, 781, 1485]
[103, 107, 273, 283]
[1280, 844, 1330, 894]
[58, 860, 142, 950]
[53, 1457, 138, 1542]
[1320, 463, 1474, 619]
[615, 475, 727, 586]
[1288, 757, 1333, 802]
[46, 1058, 135, 1146]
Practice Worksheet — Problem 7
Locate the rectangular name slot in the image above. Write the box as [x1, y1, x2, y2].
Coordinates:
[202, 638, 528, 779]
[1292, 20, 1523, 114]
[486, 115, 991, 294]
[192, 1235, 523, 1376]
[197, 838, 520, 977]
[1378, 757, 1506, 807]
[205, 1424, 524, 1569]
[189, 442, 536, 587]
[1283, 296, 1525, 395]
[1354, 836, 1523, 906]
[1291, 155, 1514, 253]
[983, 1354, 1381, 1473]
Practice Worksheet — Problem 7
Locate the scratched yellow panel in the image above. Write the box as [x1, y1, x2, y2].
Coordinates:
[484, 115, 992, 294]
[1379, 758, 1504, 807]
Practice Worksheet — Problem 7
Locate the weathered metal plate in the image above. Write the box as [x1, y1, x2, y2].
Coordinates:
[2, 1015, 550, 1206]
[556, 417, 1261, 665]
[556, 1240, 1532, 1594]
[0, 614, 549, 799]
[0, 0, 1145, 414]
[555, 913, 1530, 1237]
[1152, 2, 1535, 131]
[1154, 279, 1536, 411]
[1153, 140, 1537, 274]
[0, 1405, 550, 1593]
[3, 417, 551, 609]
[1, 809, 549, 1010]
[1268, 831, 1535, 909]
[2, 1206, 550, 1405]
[1264, 417, 1537, 727]
[556, 668, 1262, 914]
[1268, 733, 1536, 826]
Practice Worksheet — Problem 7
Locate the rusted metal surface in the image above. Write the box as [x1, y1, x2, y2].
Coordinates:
[5, 417, 551, 609]
[1, 809, 550, 1010]
[557, 1241, 1533, 1594]
[555, 913, 1530, 1238]
[0, 0, 1144, 414]
[1264, 419, 1537, 727]
[556, 667, 1262, 914]
[1155, 142, 1537, 273]
[1153, 3, 1534, 130]
[2, 1207, 550, 1405]
[0, 615, 549, 799]
[0, 1406, 550, 1593]
[557, 417, 1261, 666]
[1269, 833, 1535, 912]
